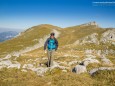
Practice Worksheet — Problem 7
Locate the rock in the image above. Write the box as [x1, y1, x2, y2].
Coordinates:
[22, 64, 34, 69]
[8, 63, 21, 69]
[74, 33, 99, 45]
[21, 61, 69, 76]
[89, 67, 115, 75]
[0, 60, 21, 69]
[109, 49, 115, 55]
[97, 50, 102, 56]
[34, 67, 49, 76]
[3, 54, 12, 59]
[0, 58, 3, 61]
[85, 54, 96, 59]
[100, 54, 106, 59]
[22, 64, 49, 76]
[81, 21, 98, 26]
[0, 66, 3, 69]
[101, 58, 113, 65]
[63, 54, 79, 58]
[82, 57, 100, 66]
[50, 61, 69, 70]
[62, 70, 67, 72]
[68, 61, 78, 66]
[0, 60, 12, 67]
[100, 54, 113, 65]
[21, 69, 27, 72]
[47, 82, 52, 85]
[72, 65, 87, 74]
[85, 49, 93, 54]
[58, 61, 67, 65]
[100, 29, 115, 44]
[12, 52, 20, 57]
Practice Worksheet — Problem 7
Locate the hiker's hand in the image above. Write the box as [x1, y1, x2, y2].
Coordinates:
[44, 50, 47, 53]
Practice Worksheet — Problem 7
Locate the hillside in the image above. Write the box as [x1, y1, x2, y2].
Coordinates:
[0, 24, 61, 57]
[0, 22, 115, 86]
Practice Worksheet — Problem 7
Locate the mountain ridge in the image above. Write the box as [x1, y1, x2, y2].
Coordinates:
[0, 22, 115, 86]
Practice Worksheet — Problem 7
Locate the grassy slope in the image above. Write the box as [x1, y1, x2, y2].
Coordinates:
[0, 24, 61, 56]
[58, 25, 106, 46]
[0, 24, 109, 56]
[0, 68, 115, 86]
[0, 24, 115, 86]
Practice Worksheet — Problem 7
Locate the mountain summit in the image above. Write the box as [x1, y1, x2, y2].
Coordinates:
[81, 21, 98, 27]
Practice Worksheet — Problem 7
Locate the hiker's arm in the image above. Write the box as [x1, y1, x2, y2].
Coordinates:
[55, 38, 58, 50]
[44, 38, 49, 50]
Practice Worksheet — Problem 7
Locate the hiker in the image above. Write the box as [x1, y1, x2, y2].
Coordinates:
[44, 32, 58, 67]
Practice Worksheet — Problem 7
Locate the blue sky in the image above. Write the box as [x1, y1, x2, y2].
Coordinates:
[0, 0, 115, 30]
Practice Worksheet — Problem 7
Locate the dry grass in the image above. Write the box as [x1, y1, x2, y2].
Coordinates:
[0, 24, 114, 86]
[1, 68, 114, 86]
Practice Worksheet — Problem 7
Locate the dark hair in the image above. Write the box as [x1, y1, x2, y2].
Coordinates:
[50, 32, 55, 36]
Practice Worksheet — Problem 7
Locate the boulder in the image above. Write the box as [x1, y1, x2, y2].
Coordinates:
[101, 58, 113, 65]
[72, 65, 87, 74]
[30, 67, 48, 76]
[89, 67, 115, 75]
[100, 29, 115, 44]
[22, 64, 34, 69]
[68, 61, 78, 66]
[82, 57, 100, 66]
[8, 63, 21, 69]
[0, 60, 21, 69]
[4, 54, 12, 59]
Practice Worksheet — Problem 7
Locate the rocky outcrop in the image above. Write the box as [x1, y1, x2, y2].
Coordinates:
[72, 54, 100, 74]
[74, 33, 99, 45]
[21, 61, 69, 76]
[100, 29, 115, 44]
[68, 61, 79, 66]
[72, 65, 87, 74]
[74, 29, 115, 45]
[81, 21, 98, 27]
[89, 67, 115, 75]
[99, 54, 113, 66]
[85, 49, 115, 56]
[0, 60, 21, 69]
[82, 56, 100, 66]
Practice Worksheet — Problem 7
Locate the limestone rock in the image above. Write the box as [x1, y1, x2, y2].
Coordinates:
[89, 67, 115, 75]
[100, 29, 115, 44]
[74, 33, 99, 45]
[72, 65, 87, 74]
[82, 57, 100, 66]
[0, 60, 21, 69]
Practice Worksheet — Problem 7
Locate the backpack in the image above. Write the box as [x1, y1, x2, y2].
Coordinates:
[47, 38, 56, 50]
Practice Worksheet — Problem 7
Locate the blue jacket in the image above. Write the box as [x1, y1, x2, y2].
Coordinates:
[44, 37, 58, 50]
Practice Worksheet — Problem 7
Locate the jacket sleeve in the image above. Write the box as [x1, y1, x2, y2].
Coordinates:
[55, 38, 58, 50]
[44, 38, 49, 50]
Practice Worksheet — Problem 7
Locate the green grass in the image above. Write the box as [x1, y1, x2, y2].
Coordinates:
[0, 68, 94, 86]
[58, 25, 106, 46]
[0, 24, 60, 57]
[1, 68, 114, 86]
[0, 24, 114, 86]
[0, 24, 110, 56]
[92, 70, 115, 86]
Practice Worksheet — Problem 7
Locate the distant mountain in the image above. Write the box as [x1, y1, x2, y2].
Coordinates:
[0, 27, 24, 33]
[0, 31, 18, 42]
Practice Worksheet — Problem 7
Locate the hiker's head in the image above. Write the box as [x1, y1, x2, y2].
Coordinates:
[50, 32, 55, 38]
